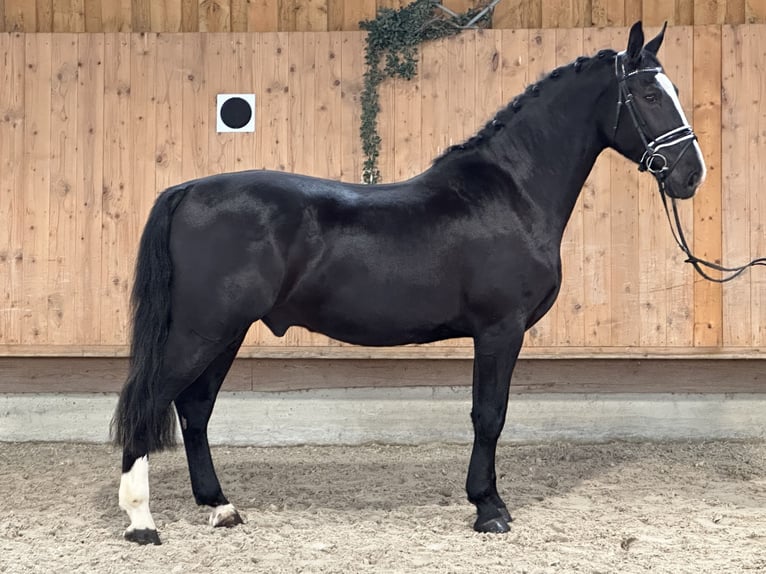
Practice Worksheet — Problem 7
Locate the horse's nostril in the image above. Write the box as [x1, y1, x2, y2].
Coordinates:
[687, 171, 701, 189]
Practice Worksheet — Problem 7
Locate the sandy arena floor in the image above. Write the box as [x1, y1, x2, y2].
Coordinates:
[0, 440, 764, 573]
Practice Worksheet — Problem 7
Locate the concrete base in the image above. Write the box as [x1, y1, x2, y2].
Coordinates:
[1, 389, 764, 445]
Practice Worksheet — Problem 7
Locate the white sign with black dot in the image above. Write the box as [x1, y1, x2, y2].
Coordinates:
[216, 93, 255, 133]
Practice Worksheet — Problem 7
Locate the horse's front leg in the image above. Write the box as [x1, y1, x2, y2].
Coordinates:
[466, 327, 524, 533]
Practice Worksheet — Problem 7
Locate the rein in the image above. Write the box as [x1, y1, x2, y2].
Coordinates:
[613, 52, 766, 283]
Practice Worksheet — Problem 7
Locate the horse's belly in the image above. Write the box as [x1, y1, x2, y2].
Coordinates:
[263, 289, 466, 346]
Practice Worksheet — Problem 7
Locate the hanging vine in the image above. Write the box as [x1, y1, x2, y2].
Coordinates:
[359, 0, 492, 184]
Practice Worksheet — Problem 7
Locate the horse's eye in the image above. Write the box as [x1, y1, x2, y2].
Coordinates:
[645, 94, 657, 103]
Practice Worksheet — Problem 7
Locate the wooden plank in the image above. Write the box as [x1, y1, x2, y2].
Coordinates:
[555, 28, 585, 348]
[74, 34, 104, 344]
[295, 0, 327, 31]
[205, 33, 237, 186]
[725, 0, 745, 24]
[541, 0, 591, 27]
[101, 33, 131, 344]
[493, 0, 542, 28]
[591, 0, 625, 26]
[641, 0, 678, 25]
[247, 0, 278, 31]
[181, 0, 198, 31]
[232, 32, 258, 172]
[181, 33, 208, 180]
[200, 0, 230, 31]
[101, 0, 131, 31]
[746, 0, 766, 22]
[4, 356, 766, 394]
[624, 0, 642, 24]
[230, 0, 248, 31]
[392, 49, 422, 181]
[278, 0, 297, 31]
[130, 32, 158, 235]
[339, 31, 365, 183]
[721, 25, 751, 345]
[582, 27, 613, 347]
[150, 0, 182, 31]
[131, 0, 150, 30]
[749, 25, 766, 345]
[4, 0, 35, 31]
[419, 37, 451, 179]
[472, 29, 503, 154]
[20, 34, 51, 345]
[328, 0, 375, 30]
[53, 0, 85, 31]
[83, 0, 102, 31]
[692, 25, 723, 346]
[154, 33, 184, 193]
[447, 30, 476, 153]
[694, 0, 725, 24]
[37, 0, 54, 31]
[314, 32, 343, 179]
[47, 34, 78, 344]
[0, 33, 24, 344]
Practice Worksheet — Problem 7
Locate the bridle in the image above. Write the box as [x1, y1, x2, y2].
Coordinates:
[612, 51, 697, 186]
[612, 51, 766, 283]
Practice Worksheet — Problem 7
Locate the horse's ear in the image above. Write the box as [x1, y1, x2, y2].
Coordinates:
[626, 21, 644, 63]
[644, 21, 667, 55]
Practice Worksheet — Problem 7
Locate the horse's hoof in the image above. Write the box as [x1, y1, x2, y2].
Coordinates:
[124, 528, 162, 545]
[474, 515, 511, 534]
[498, 506, 513, 523]
[209, 504, 244, 528]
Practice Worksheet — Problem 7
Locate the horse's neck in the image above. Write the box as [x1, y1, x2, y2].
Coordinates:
[489, 77, 609, 236]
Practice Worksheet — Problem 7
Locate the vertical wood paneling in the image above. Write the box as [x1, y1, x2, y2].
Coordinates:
[748, 26, 766, 345]
[419, 37, 451, 179]
[181, 33, 208, 180]
[0, 33, 24, 344]
[233, 32, 258, 172]
[339, 31, 364, 182]
[21, 34, 51, 344]
[53, 0, 85, 31]
[582, 26, 612, 346]
[247, 0, 279, 31]
[206, 34, 237, 185]
[200, 0, 231, 31]
[83, 0, 102, 31]
[154, 32, 184, 197]
[4, 0, 36, 31]
[37, 0, 54, 31]
[74, 34, 104, 344]
[721, 25, 750, 345]
[101, 0, 131, 31]
[101, 33, 131, 343]
[47, 34, 78, 344]
[692, 25, 723, 346]
[1, 27, 765, 357]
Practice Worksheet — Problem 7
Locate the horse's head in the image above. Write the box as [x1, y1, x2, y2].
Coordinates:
[608, 21, 706, 199]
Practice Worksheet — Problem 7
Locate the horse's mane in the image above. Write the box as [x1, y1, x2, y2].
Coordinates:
[432, 49, 618, 165]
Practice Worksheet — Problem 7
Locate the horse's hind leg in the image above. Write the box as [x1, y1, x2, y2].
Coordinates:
[119, 326, 239, 545]
[174, 329, 248, 528]
[466, 325, 524, 534]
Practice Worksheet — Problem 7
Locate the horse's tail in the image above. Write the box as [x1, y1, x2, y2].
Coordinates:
[111, 184, 190, 454]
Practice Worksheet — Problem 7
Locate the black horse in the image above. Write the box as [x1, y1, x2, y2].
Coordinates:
[113, 21, 705, 545]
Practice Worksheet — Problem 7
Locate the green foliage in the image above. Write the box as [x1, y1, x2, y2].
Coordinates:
[359, 0, 491, 184]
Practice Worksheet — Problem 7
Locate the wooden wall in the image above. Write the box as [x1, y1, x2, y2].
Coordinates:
[0, 25, 764, 359]
[0, 1, 764, 32]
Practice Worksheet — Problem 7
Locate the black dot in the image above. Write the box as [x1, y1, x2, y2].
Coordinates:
[220, 97, 252, 129]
